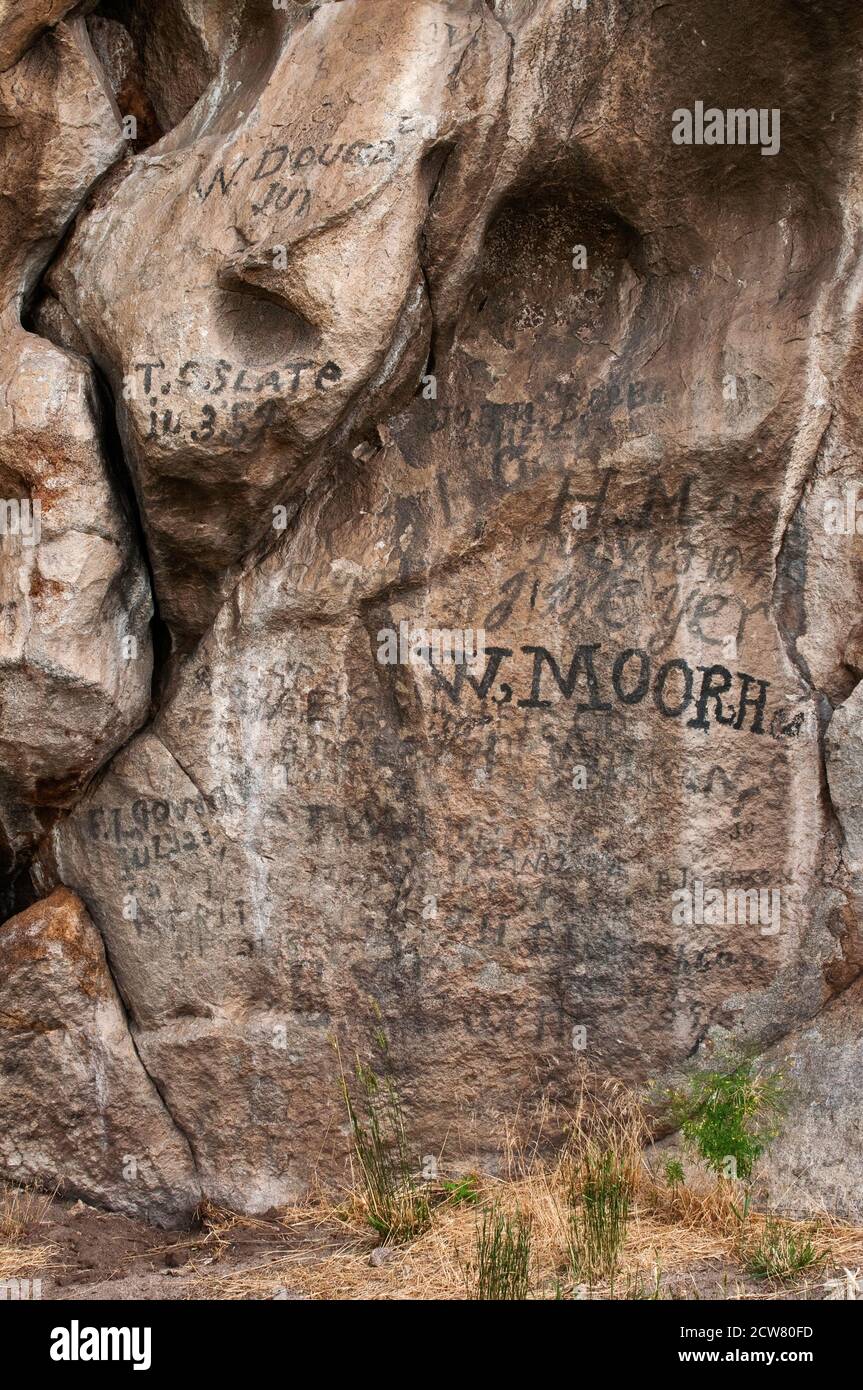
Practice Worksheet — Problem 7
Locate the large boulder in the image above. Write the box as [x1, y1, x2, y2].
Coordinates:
[0, 888, 200, 1223]
[46, 0, 509, 642]
[0, 0, 80, 73]
[1, 0, 863, 1218]
[0, 16, 152, 879]
[754, 979, 863, 1222]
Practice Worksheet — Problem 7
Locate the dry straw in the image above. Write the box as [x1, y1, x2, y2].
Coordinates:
[187, 1069, 863, 1300]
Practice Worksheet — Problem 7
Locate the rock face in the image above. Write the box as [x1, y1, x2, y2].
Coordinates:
[0, 888, 199, 1223]
[0, 14, 152, 886]
[2, 0, 863, 1220]
[754, 979, 863, 1222]
[0, 1, 80, 73]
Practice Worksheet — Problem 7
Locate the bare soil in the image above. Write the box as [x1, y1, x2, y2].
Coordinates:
[4, 1188, 861, 1301]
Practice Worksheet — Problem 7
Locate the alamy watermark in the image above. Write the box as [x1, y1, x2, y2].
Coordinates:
[823, 485, 863, 535]
[672, 102, 780, 157]
[1, 1278, 41, 1300]
[377, 621, 486, 668]
[0, 498, 41, 546]
[50, 1322, 151, 1371]
[671, 879, 782, 935]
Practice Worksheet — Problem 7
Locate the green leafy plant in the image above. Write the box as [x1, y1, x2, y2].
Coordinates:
[664, 1158, 685, 1190]
[336, 1028, 430, 1245]
[663, 1060, 789, 1182]
[442, 1175, 480, 1206]
[745, 1219, 825, 1281]
[567, 1144, 632, 1286]
[470, 1203, 532, 1300]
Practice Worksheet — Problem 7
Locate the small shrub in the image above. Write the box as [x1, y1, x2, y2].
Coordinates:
[442, 1175, 480, 1206]
[664, 1158, 685, 1190]
[745, 1219, 825, 1281]
[663, 1060, 789, 1182]
[470, 1203, 532, 1300]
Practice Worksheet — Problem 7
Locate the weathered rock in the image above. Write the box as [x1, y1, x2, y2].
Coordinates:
[754, 979, 863, 1222]
[47, 0, 509, 640]
[2, 0, 863, 1220]
[0, 0, 80, 73]
[0, 888, 200, 1223]
[97, 0, 301, 134]
[0, 17, 152, 876]
[0, 17, 122, 308]
[86, 15, 162, 149]
[0, 335, 153, 872]
[826, 683, 863, 874]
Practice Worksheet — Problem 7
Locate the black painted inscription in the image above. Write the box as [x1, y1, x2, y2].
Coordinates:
[424, 641, 769, 735]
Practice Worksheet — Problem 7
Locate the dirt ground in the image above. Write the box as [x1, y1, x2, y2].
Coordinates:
[3, 1186, 862, 1301]
[2, 1192, 341, 1300]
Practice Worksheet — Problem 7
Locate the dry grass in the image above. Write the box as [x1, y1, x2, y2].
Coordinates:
[191, 1174, 863, 1302]
[0, 1182, 53, 1241]
[0, 1181, 56, 1283]
[184, 1180, 814, 1301]
[0, 1243, 54, 1282]
[189, 1075, 863, 1301]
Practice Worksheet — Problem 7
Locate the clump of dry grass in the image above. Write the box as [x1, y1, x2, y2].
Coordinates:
[193, 1199, 246, 1259]
[190, 1173, 863, 1302]
[0, 1181, 56, 1283]
[0, 1182, 53, 1241]
[639, 1163, 747, 1239]
[557, 1073, 646, 1288]
[335, 1031, 431, 1245]
[0, 1245, 54, 1283]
